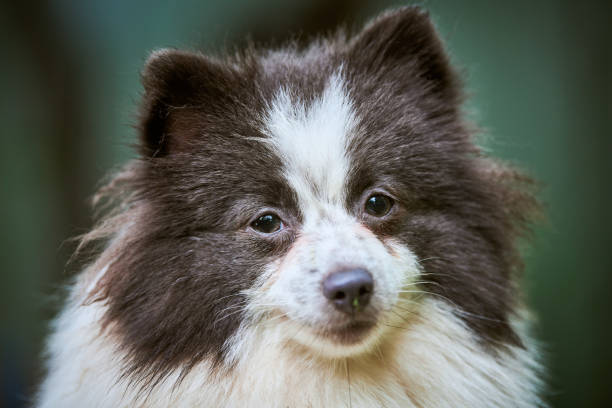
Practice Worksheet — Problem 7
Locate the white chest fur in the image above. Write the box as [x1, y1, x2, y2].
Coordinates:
[37, 289, 543, 408]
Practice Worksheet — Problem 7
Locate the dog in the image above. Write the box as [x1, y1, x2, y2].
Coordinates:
[37, 7, 544, 407]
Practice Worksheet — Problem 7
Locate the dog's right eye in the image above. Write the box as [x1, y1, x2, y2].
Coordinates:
[250, 214, 283, 234]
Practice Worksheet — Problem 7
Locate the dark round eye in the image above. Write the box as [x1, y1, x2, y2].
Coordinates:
[365, 194, 393, 217]
[251, 213, 283, 234]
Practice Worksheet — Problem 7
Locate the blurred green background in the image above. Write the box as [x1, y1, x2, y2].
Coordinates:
[1, 0, 610, 406]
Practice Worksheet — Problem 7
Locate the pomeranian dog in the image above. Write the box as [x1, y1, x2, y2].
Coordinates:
[37, 7, 544, 407]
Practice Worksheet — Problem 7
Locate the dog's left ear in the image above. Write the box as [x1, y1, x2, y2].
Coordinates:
[347, 7, 459, 101]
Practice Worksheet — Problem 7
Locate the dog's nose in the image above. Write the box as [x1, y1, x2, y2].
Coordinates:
[322, 269, 374, 314]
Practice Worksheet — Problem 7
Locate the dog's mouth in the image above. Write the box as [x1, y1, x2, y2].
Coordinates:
[270, 309, 379, 349]
[315, 318, 378, 345]
[325, 320, 376, 344]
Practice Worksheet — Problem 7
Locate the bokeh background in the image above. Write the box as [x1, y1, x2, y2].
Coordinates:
[1, 0, 610, 406]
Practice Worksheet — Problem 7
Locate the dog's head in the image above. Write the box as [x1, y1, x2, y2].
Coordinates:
[88, 7, 536, 383]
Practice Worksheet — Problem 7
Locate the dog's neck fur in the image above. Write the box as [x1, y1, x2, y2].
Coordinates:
[38, 269, 542, 408]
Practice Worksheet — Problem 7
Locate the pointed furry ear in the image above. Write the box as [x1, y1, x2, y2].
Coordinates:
[139, 49, 231, 157]
[348, 7, 459, 100]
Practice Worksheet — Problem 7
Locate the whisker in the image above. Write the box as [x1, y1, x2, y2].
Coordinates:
[211, 293, 245, 305]
[383, 323, 410, 330]
[417, 256, 445, 264]
[395, 290, 505, 323]
[248, 303, 282, 310]
[390, 308, 422, 324]
[262, 313, 289, 325]
[214, 302, 247, 315]
[403, 280, 443, 288]
[416, 271, 459, 280]
[454, 309, 505, 323]
[392, 303, 421, 314]
[397, 289, 455, 304]
[213, 308, 246, 327]
[345, 358, 352, 408]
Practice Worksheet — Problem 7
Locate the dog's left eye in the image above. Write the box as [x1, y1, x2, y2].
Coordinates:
[364, 194, 393, 217]
[251, 213, 283, 234]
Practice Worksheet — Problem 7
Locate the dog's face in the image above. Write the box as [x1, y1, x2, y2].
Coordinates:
[243, 73, 422, 357]
[91, 7, 533, 383]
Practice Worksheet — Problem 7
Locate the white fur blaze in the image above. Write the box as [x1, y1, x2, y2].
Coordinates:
[253, 73, 425, 358]
[263, 72, 355, 215]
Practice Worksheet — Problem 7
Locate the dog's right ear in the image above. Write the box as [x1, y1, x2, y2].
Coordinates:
[139, 49, 234, 158]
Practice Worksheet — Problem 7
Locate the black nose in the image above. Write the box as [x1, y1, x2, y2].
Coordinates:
[322, 269, 374, 314]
